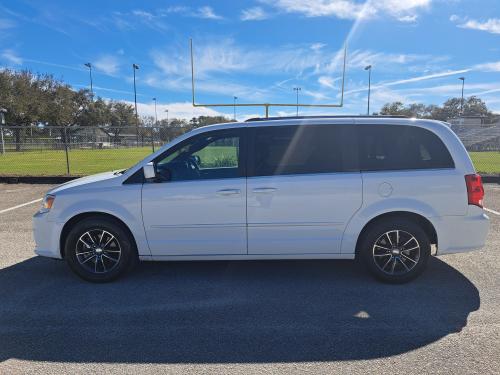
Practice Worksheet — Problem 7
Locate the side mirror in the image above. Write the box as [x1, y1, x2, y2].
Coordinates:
[143, 162, 156, 180]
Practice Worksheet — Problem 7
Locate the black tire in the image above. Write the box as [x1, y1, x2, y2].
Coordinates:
[64, 217, 137, 282]
[359, 218, 430, 283]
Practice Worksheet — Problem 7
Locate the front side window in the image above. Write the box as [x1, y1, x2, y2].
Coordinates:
[249, 125, 357, 177]
[358, 125, 454, 171]
[155, 129, 243, 182]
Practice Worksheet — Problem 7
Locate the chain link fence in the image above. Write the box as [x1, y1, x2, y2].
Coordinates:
[0, 125, 189, 176]
[0, 123, 499, 176]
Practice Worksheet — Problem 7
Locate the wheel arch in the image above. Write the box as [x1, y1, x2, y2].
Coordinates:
[354, 211, 437, 258]
[59, 212, 138, 258]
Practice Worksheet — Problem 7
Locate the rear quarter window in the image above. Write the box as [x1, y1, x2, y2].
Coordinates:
[358, 125, 454, 171]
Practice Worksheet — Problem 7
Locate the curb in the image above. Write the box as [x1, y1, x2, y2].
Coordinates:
[481, 176, 500, 184]
[0, 176, 79, 184]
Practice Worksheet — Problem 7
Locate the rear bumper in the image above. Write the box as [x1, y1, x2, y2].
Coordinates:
[433, 207, 490, 255]
[33, 211, 64, 259]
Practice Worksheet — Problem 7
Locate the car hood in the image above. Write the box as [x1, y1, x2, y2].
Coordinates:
[47, 171, 121, 195]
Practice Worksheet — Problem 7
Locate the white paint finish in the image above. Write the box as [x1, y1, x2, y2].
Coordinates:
[141, 178, 247, 255]
[33, 176, 147, 259]
[247, 173, 362, 254]
[33, 213, 64, 259]
[0, 198, 42, 214]
[362, 169, 468, 217]
[433, 209, 490, 255]
[341, 168, 470, 254]
[32, 117, 490, 264]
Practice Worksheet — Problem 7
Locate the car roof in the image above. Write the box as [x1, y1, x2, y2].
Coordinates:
[193, 116, 450, 133]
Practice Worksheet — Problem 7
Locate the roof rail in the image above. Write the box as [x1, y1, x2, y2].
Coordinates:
[244, 115, 409, 122]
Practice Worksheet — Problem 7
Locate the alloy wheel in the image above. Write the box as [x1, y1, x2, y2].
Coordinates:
[75, 229, 122, 274]
[372, 230, 420, 275]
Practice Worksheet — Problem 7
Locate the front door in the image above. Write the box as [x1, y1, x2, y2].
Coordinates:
[142, 128, 247, 256]
[246, 123, 362, 255]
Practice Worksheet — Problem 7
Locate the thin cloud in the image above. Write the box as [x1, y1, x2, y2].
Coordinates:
[398, 15, 418, 23]
[318, 76, 340, 89]
[195, 6, 223, 20]
[383, 69, 471, 87]
[344, 69, 471, 96]
[132, 10, 155, 21]
[94, 55, 120, 75]
[260, 0, 431, 22]
[132, 101, 225, 120]
[1, 49, 22, 65]
[474, 61, 500, 72]
[452, 16, 500, 35]
[310, 42, 327, 51]
[241, 7, 269, 21]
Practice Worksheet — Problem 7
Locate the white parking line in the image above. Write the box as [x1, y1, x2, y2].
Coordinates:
[485, 207, 500, 216]
[0, 198, 42, 214]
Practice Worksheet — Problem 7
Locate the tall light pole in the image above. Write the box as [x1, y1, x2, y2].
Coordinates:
[365, 65, 372, 115]
[132, 63, 140, 144]
[233, 96, 238, 121]
[84, 62, 93, 99]
[293, 87, 301, 116]
[459, 77, 465, 115]
[152, 98, 158, 125]
[151, 97, 158, 153]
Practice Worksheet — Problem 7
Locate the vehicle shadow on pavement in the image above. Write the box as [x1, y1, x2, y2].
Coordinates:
[0, 256, 479, 364]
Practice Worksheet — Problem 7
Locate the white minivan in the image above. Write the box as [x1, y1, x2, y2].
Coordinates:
[33, 116, 490, 283]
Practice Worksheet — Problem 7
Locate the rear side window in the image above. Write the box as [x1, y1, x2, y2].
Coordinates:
[358, 125, 454, 171]
[249, 125, 357, 177]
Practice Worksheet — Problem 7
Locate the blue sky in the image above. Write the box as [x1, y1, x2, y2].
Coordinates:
[0, 0, 499, 120]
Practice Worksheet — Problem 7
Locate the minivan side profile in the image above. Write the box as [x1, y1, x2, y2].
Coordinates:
[33, 117, 490, 283]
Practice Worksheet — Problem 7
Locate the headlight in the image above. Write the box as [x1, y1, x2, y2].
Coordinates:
[40, 195, 55, 213]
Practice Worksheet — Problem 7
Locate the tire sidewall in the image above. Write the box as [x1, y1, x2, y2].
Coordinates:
[359, 218, 431, 283]
[65, 218, 135, 282]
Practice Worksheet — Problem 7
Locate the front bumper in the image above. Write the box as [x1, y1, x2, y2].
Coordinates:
[33, 211, 64, 259]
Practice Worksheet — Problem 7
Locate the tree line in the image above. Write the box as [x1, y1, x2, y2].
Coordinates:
[0, 69, 233, 149]
[379, 96, 496, 122]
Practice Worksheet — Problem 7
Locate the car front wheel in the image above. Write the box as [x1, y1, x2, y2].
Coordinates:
[64, 217, 136, 282]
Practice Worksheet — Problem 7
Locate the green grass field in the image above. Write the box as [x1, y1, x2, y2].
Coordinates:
[0, 148, 498, 176]
[468, 152, 500, 175]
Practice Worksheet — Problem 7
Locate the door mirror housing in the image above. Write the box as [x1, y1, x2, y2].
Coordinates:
[143, 162, 156, 180]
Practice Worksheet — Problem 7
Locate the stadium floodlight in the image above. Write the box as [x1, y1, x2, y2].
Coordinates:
[364, 65, 372, 115]
[459, 77, 465, 115]
[84, 62, 93, 98]
[190, 38, 347, 118]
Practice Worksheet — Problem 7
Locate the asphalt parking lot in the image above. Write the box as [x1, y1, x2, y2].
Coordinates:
[0, 183, 499, 374]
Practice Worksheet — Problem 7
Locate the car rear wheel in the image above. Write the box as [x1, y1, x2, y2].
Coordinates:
[64, 217, 136, 282]
[359, 218, 430, 283]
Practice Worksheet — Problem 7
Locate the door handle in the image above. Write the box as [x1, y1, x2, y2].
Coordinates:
[216, 189, 241, 196]
[252, 187, 277, 194]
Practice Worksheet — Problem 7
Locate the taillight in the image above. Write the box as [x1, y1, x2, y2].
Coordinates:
[465, 174, 484, 208]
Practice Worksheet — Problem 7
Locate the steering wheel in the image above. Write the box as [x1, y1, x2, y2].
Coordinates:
[184, 156, 200, 177]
